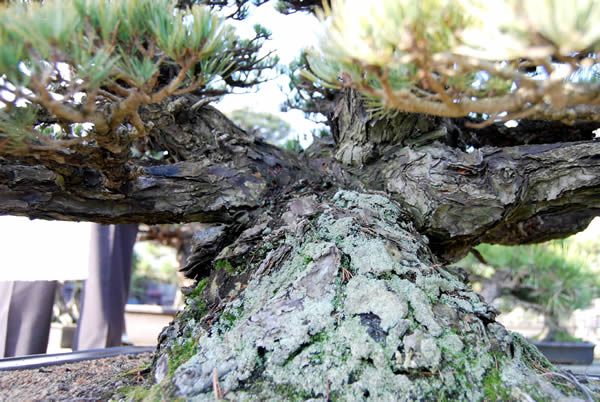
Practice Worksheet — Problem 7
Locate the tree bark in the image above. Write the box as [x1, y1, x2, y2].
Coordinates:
[148, 190, 596, 400]
[374, 140, 600, 260]
[2, 92, 600, 398]
[331, 90, 600, 260]
[3, 93, 600, 261]
[0, 100, 332, 225]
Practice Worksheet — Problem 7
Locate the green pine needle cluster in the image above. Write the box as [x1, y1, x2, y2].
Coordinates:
[0, 0, 234, 87]
[0, 0, 257, 153]
[459, 240, 599, 325]
[305, 0, 600, 124]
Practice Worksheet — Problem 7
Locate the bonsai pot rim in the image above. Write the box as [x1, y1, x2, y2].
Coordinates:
[532, 340, 595, 365]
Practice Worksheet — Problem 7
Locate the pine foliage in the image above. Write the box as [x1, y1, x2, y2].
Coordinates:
[0, 0, 268, 153]
[307, 0, 600, 125]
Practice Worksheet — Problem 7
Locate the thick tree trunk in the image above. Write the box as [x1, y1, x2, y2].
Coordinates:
[2, 93, 600, 399]
[146, 191, 597, 400]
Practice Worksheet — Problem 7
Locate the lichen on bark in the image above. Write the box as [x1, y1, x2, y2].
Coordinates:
[148, 190, 598, 401]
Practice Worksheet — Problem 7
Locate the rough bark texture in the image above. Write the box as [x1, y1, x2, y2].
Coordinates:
[376, 141, 600, 260]
[3, 92, 599, 262]
[2, 89, 600, 399]
[331, 90, 600, 260]
[0, 99, 331, 225]
[140, 191, 598, 400]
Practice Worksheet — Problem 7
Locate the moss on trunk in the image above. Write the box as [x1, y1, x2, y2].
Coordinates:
[134, 190, 598, 401]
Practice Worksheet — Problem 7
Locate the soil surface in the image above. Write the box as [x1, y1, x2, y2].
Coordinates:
[0, 352, 153, 400]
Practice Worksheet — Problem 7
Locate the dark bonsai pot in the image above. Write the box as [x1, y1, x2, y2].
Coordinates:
[532, 341, 595, 364]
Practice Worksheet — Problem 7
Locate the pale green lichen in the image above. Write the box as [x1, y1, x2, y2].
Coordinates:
[415, 274, 458, 299]
[301, 241, 336, 260]
[438, 332, 464, 356]
[420, 337, 442, 368]
[443, 294, 475, 313]
[343, 238, 399, 276]
[390, 278, 443, 337]
[150, 190, 593, 401]
[344, 277, 408, 331]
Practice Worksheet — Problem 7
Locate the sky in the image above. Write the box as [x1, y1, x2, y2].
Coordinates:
[0, 217, 92, 280]
[215, 3, 325, 148]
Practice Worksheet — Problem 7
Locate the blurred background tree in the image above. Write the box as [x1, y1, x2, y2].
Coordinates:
[457, 236, 600, 342]
[228, 107, 292, 144]
[130, 242, 179, 305]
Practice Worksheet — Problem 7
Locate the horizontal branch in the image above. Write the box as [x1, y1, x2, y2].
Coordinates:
[370, 140, 600, 260]
[328, 90, 600, 261]
[0, 105, 324, 225]
[0, 159, 258, 223]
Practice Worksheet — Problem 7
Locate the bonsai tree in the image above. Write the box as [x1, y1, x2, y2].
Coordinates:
[459, 242, 599, 342]
[2, 0, 600, 399]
